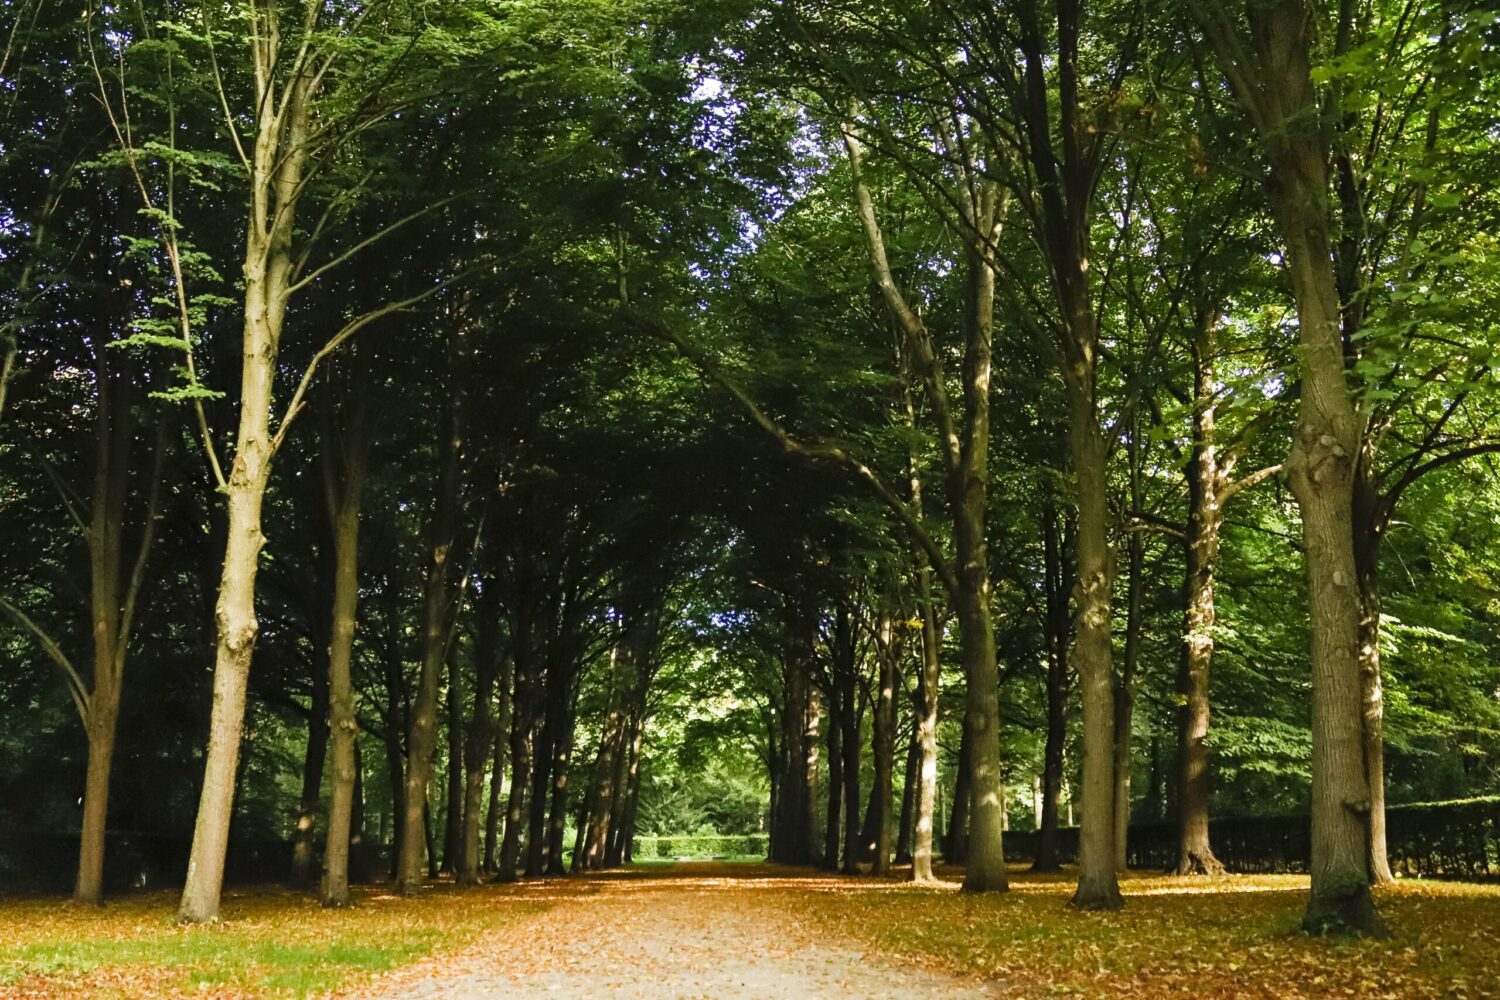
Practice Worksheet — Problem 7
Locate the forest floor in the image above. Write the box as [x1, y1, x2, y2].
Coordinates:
[0, 861, 1497, 998]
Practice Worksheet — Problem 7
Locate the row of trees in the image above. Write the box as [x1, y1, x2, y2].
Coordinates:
[1, 0, 1497, 941]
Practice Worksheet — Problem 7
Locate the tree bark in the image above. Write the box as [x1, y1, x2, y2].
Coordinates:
[319, 380, 366, 906]
[1034, 500, 1070, 872]
[544, 680, 579, 876]
[821, 675, 843, 870]
[1353, 470, 1393, 884]
[946, 721, 971, 865]
[1175, 313, 1226, 876]
[71, 369, 161, 904]
[441, 650, 465, 874]
[843, 132, 1007, 892]
[910, 568, 942, 882]
[179, 32, 315, 925]
[1192, 0, 1382, 937]
[1114, 422, 1145, 872]
[292, 647, 330, 885]
[895, 721, 918, 865]
[582, 632, 634, 870]
[458, 579, 502, 885]
[870, 612, 898, 876]
[396, 348, 464, 894]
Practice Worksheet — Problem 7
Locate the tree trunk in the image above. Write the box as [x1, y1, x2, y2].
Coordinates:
[1353, 474, 1393, 885]
[381, 638, 407, 878]
[772, 607, 815, 865]
[458, 581, 502, 885]
[497, 718, 531, 881]
[1176, 314, 1226, 876]
[178, 41, 315, 924]
[441, 651, 465, 874]
[1065, 374, 1121, 910]
[946, 721, 971, 865]
[870, 613, 898, 876]
[952, 239, 1008, 895]
[320, 404, 365, 906]
[1276, 144, 1383, 936]
[524, 702, 554, 877]
[178, 376, 274, 922]
[1191, 0, 1382, 938]
[292, 650, 330, 885]
[822, 682, 842, 871]
[75, 688, 119, 905]
[396, 352, 463, 895]
[1034, 500, 1069, 872]
[895, 723, 918, 865]
[484, 725, 506, 873]
[910, 569, 942, 882]
[544, 685, 578, 876]
[1114, 428, 1145, 872]
[582, 636, 634, 870]
[607, 711, 644, 867]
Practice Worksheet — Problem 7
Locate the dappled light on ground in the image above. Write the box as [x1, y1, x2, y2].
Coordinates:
[2, 862, 1497, 997]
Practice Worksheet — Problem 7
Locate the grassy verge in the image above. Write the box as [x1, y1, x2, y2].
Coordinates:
[0, 883, 547, 997]
[795, 866, 1500, 998]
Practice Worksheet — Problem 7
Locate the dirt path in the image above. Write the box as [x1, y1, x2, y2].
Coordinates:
[349, 862, 996, 999]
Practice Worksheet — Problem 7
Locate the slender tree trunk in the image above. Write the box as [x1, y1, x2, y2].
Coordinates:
[946, 721, 971, 864]
[544, 684, 578, 876]
[822, 679, 843, 870]
[617, 734, 644, 865]
[178, 45, 315, 925]
[1353, 476, 1393, 884]
[870, 613, 898, 876]
[483, 725, 506, 873]
[74, 379, 152, 905]
[458, 581, 502, 885]
[524, 701, 554, 877]
[396, 343, 463, 894]
[497, 715, 531, 880]
[773, 607, 815, 864]
[381, 638, 407, 878]
[179, 357, 275, 922]
[1114, 430, 1145, 872]
[292, 651, 330, 885]
[953, 238, 1008, 895]
[607, 712, 644, 867]
[1035, 500, 1069, 872]
[910, 569, 941, 882]
[442, 651, 465, 874]
[483, 641, 513, 874]
[75, 687, 119, 905]
[1176, 316, 1226, 876]
[320, 398, 365, 906]
[582, 637, 633, 869]
[895, 723, 918, 865]
[844, 135, 1005, 891]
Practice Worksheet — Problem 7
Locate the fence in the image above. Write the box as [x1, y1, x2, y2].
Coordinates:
[1000, 796, 1499, 879]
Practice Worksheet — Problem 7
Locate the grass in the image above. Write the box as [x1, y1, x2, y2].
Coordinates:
[793, 865, 1500, 998]
[3, 864, 1497, 998]
[0, 883, 547, 997]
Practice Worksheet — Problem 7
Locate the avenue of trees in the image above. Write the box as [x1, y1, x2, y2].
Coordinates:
[1, 0, 1497, 941]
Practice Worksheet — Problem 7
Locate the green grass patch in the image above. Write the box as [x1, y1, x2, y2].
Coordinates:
[0, 886, 548, 997]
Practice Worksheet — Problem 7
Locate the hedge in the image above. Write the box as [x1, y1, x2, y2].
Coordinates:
[632, 835, 769, 859]
[1000, 796, 1499, 879]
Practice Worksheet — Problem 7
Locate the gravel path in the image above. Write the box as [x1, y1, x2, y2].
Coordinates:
[350, 862, 997, 999]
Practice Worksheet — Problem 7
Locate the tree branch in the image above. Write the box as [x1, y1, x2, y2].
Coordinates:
[0, 596, 89, 723]
[626, 308, 959, 597]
